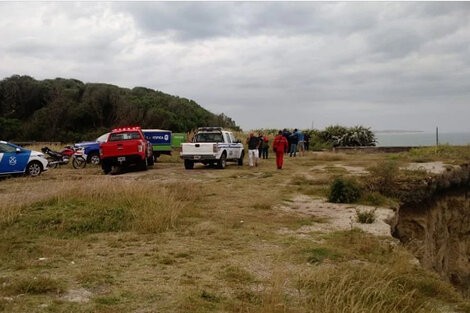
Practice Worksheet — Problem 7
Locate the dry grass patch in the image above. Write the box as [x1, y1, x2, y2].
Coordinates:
[1, 275, 65, 296]
[76, 269, 115, 289]
[311, 152, 347, 162]
[253, 199, 276, 210]
[299, 264, 436, 313]
[221, 265, 256, 284]
[1, 180, 201, 237]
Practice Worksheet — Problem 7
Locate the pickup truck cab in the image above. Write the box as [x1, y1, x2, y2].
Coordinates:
[99, 127, 153, 174]
[180, 127, 244, 169]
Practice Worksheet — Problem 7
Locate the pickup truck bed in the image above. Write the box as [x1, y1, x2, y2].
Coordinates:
[180, 128, 244, 169]
[100, 127, 153, 174]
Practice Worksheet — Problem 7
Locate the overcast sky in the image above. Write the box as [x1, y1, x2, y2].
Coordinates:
[1, 2, 470, 132]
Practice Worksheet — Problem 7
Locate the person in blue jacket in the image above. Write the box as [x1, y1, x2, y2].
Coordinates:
[289, 129, 299, 157]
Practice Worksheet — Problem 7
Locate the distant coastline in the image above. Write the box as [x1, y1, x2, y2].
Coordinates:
[375, 131, 470, 147]
[374, 130, 424, 134]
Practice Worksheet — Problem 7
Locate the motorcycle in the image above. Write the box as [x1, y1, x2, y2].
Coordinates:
[41, 146, 87, 169]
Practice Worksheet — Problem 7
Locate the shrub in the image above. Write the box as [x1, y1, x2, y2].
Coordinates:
[362, 192, 388, 206]
[319, 125, 376, 147]
[328, 178, 362, 203]
[318, 125, 348, 143]
[356, 208, 377, 224]
[367, 160, 399, 196]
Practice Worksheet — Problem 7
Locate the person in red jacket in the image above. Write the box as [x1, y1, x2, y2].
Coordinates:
[273, 130, 288, 169]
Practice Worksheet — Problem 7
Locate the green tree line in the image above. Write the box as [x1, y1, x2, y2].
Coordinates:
[0, 75, 240, 142]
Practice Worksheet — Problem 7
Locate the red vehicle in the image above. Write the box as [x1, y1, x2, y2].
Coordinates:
[99, 127, 154, 174]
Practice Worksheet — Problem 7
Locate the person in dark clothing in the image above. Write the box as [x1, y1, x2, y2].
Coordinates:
[304, 133, 311, 151]
[261, 135, 269, 159]
[282, 129, 291, 154]
[258, 133, 264, 158]
[289, 129, 299, 157]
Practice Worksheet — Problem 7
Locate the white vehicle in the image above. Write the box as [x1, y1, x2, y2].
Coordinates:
[180, 127, 244, 169]
[0, 141, 48, 176]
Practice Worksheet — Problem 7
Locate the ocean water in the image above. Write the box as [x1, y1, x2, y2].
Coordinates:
[375, 132, 470, 147]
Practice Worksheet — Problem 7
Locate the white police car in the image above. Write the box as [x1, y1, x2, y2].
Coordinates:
[0, 141, 48, 177]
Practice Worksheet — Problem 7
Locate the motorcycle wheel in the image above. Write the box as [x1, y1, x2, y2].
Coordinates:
[47, 157, 58, 169]
[72, 156, 87, 169]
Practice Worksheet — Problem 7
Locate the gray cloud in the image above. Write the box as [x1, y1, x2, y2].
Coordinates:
[1, 2, 470, 131]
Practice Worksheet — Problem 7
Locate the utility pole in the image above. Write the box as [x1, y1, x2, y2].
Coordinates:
[435, 126, 439, 154]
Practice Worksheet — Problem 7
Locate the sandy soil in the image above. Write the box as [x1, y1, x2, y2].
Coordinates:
[403, 161, 451, 174]
[277, 195, 396, 238]
[309, 164, 369, 175]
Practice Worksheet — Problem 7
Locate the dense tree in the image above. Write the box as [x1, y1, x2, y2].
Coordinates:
[0, 75, 240, 141]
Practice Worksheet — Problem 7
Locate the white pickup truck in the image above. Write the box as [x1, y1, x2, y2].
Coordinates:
[180, 127, 244, 169]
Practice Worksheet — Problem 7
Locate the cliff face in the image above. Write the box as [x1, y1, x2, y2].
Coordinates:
[394, 190, 470, 290]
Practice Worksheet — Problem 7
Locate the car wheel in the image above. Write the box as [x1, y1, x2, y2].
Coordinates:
[217, 153, 226, 169]
[88, 152, 100, 165]
[111, 165, 121, 175]
[26, 161, 42, 177]
[139, 158, 148, 171]
[102, 160, 111, 174]
[238, 151, 245, 166]
[184, 159, 194, 170]
[148, 155, 154, 166]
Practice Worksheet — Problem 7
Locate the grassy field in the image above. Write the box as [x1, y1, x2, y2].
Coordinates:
[1, 147, 470, 313]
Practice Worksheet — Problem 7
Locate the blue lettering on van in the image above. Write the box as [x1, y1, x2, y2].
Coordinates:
[143, 131, 172, 145]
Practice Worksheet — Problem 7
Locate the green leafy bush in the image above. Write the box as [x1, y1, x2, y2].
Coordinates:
[361, 192, 388, 206]
[319, 125, 376, 147]
[328, 178, 362, 203]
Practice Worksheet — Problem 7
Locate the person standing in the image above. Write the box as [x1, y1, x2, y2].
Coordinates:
[258, 132, 264, 158]
[282, 129, 291, 154]
[273, 130, 288, 169]
[261, 135, 269, 159]
[289, 129, 299, 157]
[246, 133, 260, 167]
[296, 129, 305, 157]
[304, 133, 311, 151]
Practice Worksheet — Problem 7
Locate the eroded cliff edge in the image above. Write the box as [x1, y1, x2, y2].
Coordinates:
[393, 164, 470, 291]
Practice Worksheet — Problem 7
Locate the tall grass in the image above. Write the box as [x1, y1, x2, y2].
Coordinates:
[1, 179, 200, 234]
[408, 145, 470, 163]
[299, 264, 435, 313]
